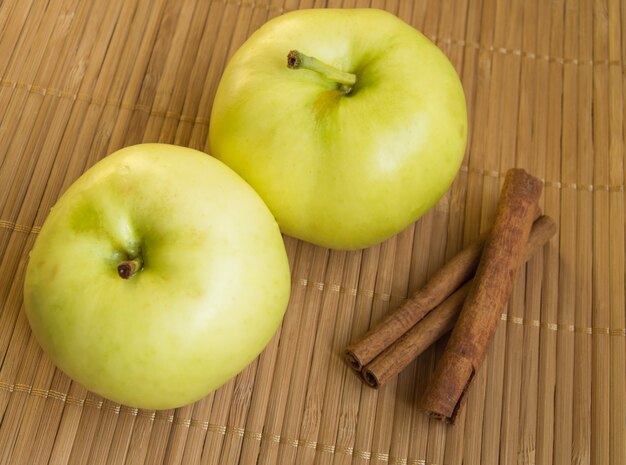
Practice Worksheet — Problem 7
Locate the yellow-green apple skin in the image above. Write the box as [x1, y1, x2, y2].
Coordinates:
[24, 144, 291, 410]
[209, 8, 467, 250]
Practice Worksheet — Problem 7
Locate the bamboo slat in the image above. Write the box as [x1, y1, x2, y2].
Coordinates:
[0, 1, 624, 464]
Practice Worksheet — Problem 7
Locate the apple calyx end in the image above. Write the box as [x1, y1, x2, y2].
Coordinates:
[117, 257, 143, 279]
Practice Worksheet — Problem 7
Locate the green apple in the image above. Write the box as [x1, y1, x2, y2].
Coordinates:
[24, 144, 291, 410]
[209, 8, 467, 250]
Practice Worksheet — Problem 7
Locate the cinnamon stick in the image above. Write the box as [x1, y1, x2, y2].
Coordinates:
[362, 284, 469, 388]
[345, 233, 487, 371]
[420, 169, 543, 423]
[361, 215, 556, 388]
[345, 205, 539, 373]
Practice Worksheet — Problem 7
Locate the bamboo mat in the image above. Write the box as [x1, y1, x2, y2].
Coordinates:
[0, 0, 624, 464]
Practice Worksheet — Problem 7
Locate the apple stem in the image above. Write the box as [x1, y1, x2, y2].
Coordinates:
[117, 257, 143, 279]
[287, 50, 356, 94]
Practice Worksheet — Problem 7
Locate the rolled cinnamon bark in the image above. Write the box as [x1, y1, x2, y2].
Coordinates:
[361, 283, 469, 388]
[345, 235, 486, 371]
[420, 169, 543, 423]
[361, 215, 556, 389]
[346, 203, 541, 373]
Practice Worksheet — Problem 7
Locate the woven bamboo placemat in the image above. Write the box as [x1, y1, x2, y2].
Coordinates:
[0, 0, 624, 464]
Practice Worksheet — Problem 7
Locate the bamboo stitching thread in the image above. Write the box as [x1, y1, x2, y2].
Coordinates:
[0, 378, 440, 465]
[0, 169, 621, 242]
[2, 230, 625, 337]
[0, 40, 621, 122]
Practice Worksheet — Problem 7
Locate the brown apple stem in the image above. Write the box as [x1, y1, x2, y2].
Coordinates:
[117, 257, 143, 279]
[287, 50, 356, 93]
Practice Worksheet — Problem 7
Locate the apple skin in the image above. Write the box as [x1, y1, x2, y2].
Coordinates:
[24, 144, 291, 410]
[209, 8, 467, 250]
